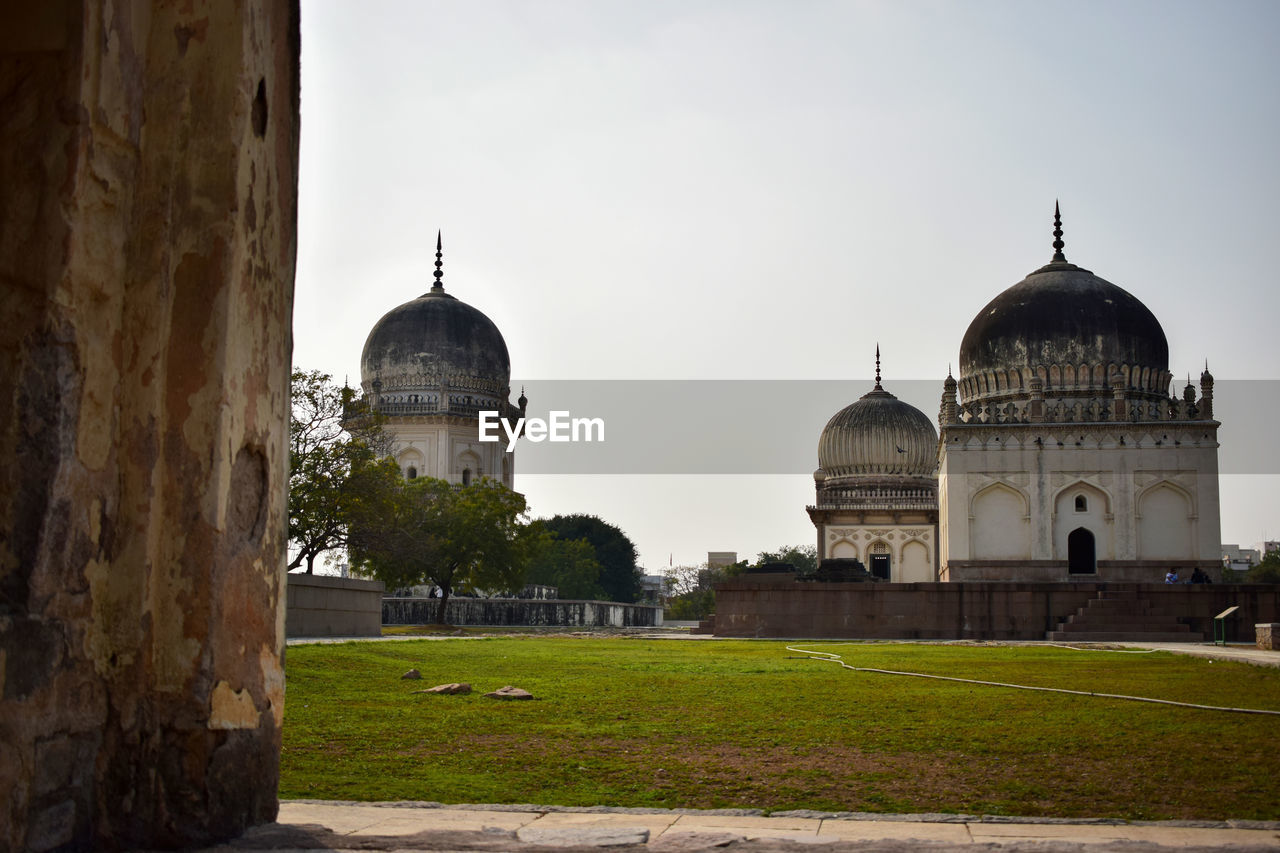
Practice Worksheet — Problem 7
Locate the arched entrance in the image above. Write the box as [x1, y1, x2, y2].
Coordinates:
[1068, 527, 1096, 574]
[869, 542, 891, 580]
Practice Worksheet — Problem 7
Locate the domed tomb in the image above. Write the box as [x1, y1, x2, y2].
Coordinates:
[361, 234, 515, 416]
[958, 205, 1170, 406]
[807, 350, 940, 583]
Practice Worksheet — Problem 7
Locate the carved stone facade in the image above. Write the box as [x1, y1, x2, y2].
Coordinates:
[1, 3, 298, 849]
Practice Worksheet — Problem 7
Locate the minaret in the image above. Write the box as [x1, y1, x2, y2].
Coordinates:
[1199, 361, 1214, 420]
[940, 366, 958, 426]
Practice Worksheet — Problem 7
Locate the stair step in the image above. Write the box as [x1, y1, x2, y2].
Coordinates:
[1086, 597, 1156, 608]
[1066, 614, 1190, 628]
[1059, 617, 1187, 630]
[1046, 631, 1206, 642]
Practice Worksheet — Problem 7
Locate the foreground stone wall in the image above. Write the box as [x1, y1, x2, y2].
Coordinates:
[384, 597, 664, 628]
[0, 3, 299, 849]
[713, 581, 1280, 641]
[287, 575, 384, 638]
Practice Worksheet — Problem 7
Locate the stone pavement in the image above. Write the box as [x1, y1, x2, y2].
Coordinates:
[201, 801, 1280, 851]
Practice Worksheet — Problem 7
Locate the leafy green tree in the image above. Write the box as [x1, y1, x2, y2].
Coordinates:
[755, 544, 818, 574]
[663, 559, 748, 620]
[524, 528, 605, 600]
[1245, 550, 1280, 583]
[349, 477, 532, 624]
[541, 514, 642, 603]
[288, 369, 394, 573]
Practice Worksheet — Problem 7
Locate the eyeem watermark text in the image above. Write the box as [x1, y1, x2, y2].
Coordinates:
[479, 410, 605, 452]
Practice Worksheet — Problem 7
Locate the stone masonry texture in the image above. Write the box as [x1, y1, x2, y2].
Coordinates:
[0, 2, 299, 849]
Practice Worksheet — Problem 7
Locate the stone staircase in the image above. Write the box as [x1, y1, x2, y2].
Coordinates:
[1046, 589, 1204, 642]
[690, 614, 715, 635]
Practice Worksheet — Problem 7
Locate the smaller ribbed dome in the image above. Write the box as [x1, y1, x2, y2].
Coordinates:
[818, 386, 938, 479]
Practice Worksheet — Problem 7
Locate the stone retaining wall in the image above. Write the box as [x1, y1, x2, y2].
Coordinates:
[286, 574, 385, 637]
[712, 580, 1280, 641]
[383, 597, 664, 628]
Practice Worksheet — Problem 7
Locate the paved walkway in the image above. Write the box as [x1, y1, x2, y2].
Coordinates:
[207, 801, 1280, 851]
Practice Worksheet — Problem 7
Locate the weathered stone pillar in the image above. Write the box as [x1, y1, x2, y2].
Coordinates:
[0, 2, 298, 849]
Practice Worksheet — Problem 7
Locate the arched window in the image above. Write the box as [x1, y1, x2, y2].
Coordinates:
[462, 468, 471, 486]
[1074, 494, 1087, 512]
[406, 467, 417, 480]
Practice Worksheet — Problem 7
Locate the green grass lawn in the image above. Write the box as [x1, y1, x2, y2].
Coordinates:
[280, 638, 1280, 820]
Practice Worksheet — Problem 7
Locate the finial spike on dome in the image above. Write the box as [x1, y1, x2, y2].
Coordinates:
[1051, 201, 1067, 262]
[431, 230, 445, 292]
[874, 344, 883, 390]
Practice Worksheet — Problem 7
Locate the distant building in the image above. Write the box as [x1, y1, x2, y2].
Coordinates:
[1222, 544, 1259, 571]
[707, 552, 738, 568]
[1260, 541, 1280, 556]
[640, 574, 666, 606]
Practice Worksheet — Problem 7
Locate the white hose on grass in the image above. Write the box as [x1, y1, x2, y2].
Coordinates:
[787, 644, 1280, 717]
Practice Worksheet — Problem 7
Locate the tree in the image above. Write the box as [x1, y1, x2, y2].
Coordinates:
[524, 527, 605, 600]
[663, 559, 748, 620]
[288, 369, 395, 573]
[541, 514, 642, 603]
[349, 477, 532, 624]
[1245, 550, 1280, 584]
[755, 544, 818, 574]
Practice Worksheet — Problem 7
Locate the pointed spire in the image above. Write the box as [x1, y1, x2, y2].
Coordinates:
[874, 344, 883, 390]
[431, 230, 445, 292]
[1051, 201, 1067, 263]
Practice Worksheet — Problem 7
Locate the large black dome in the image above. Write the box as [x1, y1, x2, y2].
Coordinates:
[957, 208, 1170, 404]
[959, 259, 1168, 377]
[360, 289, 510, 395]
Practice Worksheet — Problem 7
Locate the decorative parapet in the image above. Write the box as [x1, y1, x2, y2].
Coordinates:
[941, 393, 1216, 427]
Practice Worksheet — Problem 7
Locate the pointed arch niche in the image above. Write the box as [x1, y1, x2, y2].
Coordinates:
[397, 447, 425, 480]
[1138, 482, 1194, 559]
[1052, 481, 1112, 563]
[900, 539, 932, 582]
[970, 483, 1030, 560]
[457, 449, 481, 486]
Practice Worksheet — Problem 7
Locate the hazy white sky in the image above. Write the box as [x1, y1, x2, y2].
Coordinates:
[295, 0, 1280, 569]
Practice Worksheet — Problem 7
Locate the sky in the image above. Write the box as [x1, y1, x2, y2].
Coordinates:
[294, 0, 1280, 571]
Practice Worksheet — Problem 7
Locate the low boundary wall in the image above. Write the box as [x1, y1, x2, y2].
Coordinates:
[383, 597, 663, 628]
[712, 579, 1280, 641]
[286, 573, 385, 638]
